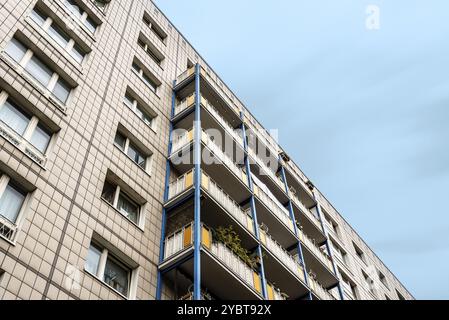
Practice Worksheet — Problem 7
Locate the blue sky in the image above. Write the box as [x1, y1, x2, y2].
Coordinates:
[154, 0, 449, 299]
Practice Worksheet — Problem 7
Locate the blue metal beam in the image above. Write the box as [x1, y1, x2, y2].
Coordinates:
[193, 63, 202, 300]
[240, 113, 268, 300]
[156, 80, 177, 300]
[312, 193, 345, 300]
[279, 163, 312, 300]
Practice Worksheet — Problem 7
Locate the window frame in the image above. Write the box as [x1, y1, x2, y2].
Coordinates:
[0, 174, 32, 244]
[113, 131, 150, 172]
[63, 0, 99, 35]
[4, 38, 73, 105]
[123, 93, 155, 130]
[0, 91, 55, 165]
[101, 181, 143, 227]
[84, 242, 134, 299]
[29, 7, 88, 65]
[131, 61, 159, 93]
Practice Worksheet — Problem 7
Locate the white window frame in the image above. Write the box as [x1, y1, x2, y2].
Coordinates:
[0, 91, 56, 167]
[62, 0, 99, 35]
[4, 39, 73, 107]
[0, 174, 32, 244]
[131, 62, 158, 93]
[123, 93, 156, 131]
[114, 132, 152, 173]
[84, 242, 138, 299]
[29, 7, 87, 64]
[101, 182, 145, 228]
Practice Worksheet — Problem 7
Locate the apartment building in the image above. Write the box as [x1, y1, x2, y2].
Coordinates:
[0, 0, 413, 300]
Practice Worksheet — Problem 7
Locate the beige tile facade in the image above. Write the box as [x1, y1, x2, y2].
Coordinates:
[0, 0, 412, 300]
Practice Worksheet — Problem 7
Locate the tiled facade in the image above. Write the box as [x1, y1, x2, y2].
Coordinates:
[0, 0, 412, 300]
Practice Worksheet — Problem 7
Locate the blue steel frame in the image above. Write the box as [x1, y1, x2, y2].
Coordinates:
[192, 63, 202, 300]
[156, 80, 177, 300]
[279, 163, 313, 300]
[312, 192, 345, 300]
[240, 112, 268, 299]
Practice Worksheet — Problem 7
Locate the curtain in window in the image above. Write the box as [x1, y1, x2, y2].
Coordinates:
[0, 100, 30, 135]
[5, 39, 27, 63]
[85, 244, 102, 275]
[117, 194, 138, 223]
[25, 56, 53, 87]
[0, 184, 25, 223]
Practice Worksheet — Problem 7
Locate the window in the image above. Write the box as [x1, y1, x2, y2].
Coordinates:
[101, 180, 142, 225]
[378, 270, 389, 288]
[362, 270, 375, 294]
[131, 61, 159, 93]
[0, 174, 30, 242]
[123, 92, 155, 128]
[30, 7, 88, 64]
[0, 93, 53, 161]
[114, 131, 148, 170]
[396, 289, 406, 300]
[143, 14, 167, 42]
[353, 242, 366, 264]
[85, 242, 132, 298]
[93, 0, 109, 11]
[341, 274, 358, 300]
[137, 34, 164, 66]
[5, 38, 73, 104]
[64, 0, 98, 33]
[331, 241, 347, 265]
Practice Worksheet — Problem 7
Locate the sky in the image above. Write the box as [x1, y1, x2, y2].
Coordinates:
[154, 0, 449, 299]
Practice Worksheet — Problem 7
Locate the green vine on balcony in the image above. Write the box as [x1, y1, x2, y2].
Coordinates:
[212, 225, 259, 269]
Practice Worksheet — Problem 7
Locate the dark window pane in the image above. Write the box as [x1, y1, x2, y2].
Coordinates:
[101, 181, 116, 205]
[117, 193, 139, 223]
[0, 100, 30, 135]
[29, 124, 51, 153]
[30, 8, 47, 26]
[52, 78, 71, 103]
[114, 132, 126, 150]
[25, 56, 53, 87]
[0, 183, 26, 223]
[85, 243, 102, 275]
[5, 38, 27, 63]
[103, 257, 129, 297]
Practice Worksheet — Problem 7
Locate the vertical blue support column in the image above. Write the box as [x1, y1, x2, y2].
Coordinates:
[312, 191, 345, 300]
[279, 163, 312, 300]
[193, 64, 202, 300]
[156, 80, 177, 300]
[240, 112, 268, 300]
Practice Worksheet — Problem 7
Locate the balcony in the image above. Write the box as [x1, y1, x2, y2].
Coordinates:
[166, 169, 257, 248]
[0, 120, 47, 166]
[161, 223, 263, 299]
[169, 128, 250, 203]
[174, 67, 242, 130]
[297, 228, 338, 288]
[309, 277, 336, 300]
[247, 147, 288, 203]
[259, 228, 309, 299]
[290, 191, 326, 244]
[252, 176, 297, 248]
[172, 94, 245, 164]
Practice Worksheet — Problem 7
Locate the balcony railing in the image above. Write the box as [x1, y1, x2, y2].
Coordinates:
[266, 282, 287, 300]
[290, 191, 322, 230]
[260, 229, 305, 282]
[252, 178, 295, 233]
[171, 128, 194, 154]
[174, 94, 244, 147]
[309, 277, 336, 300]
[201, 171, 254, 234]
[201, 131, 248, 185]
[297, 228, 334, 271]
[248, 147, 285, 191]
[199, 67, 241, 117]
[0, 214, 17, 243]
[176, 66, 195, 84]
[167, 169, 194, 201]
[0, 120, 47, 166]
